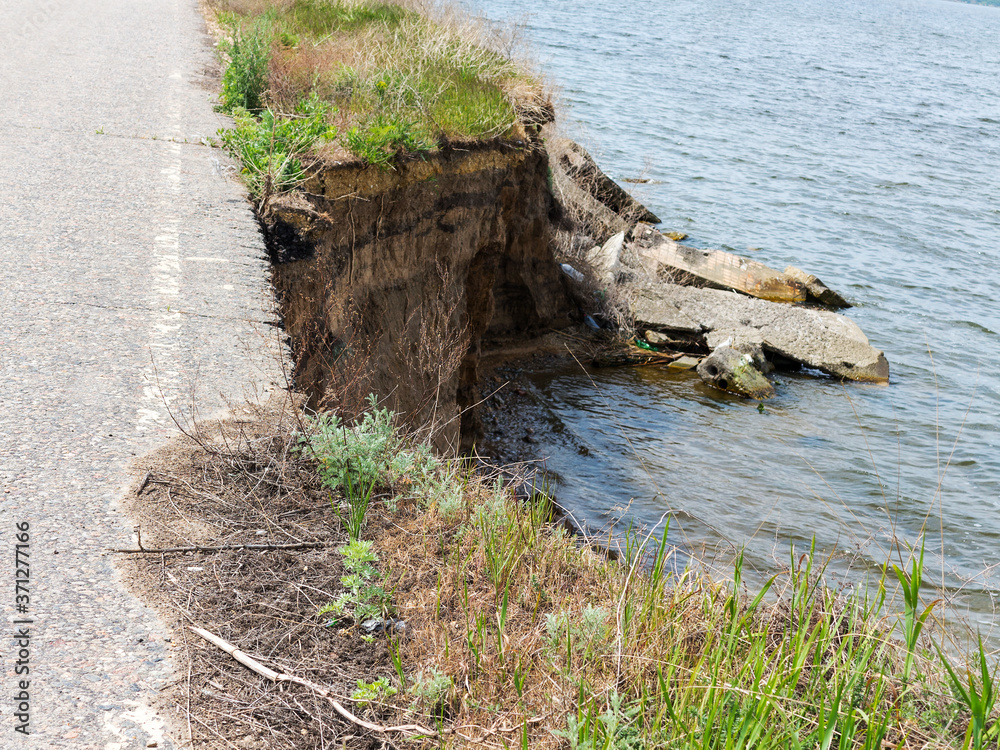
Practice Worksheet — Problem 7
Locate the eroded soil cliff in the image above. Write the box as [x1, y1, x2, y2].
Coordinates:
[265, 142, 574, 451]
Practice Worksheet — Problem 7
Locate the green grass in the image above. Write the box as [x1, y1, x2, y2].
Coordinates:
[344, 114, 434, 167]
[281, 0, 412, 37]
[210, 0, 541, 171]
[293, 396, 1000, 749]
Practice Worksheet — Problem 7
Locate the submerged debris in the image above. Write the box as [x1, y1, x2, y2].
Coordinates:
[696, 344, 775, 399]
[575, 222, 888, 394]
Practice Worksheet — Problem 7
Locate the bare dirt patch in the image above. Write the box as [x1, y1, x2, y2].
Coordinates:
[117, 397, 403, 749]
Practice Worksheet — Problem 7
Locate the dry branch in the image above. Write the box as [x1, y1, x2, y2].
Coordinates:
[109, 541, 328, 554]
[189, 626, 439, 739]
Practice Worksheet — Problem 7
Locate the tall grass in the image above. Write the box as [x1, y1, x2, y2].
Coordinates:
[294, 396, 999, 749]
[209, 0, 547, 171]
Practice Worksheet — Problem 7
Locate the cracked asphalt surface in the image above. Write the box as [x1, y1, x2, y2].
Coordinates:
[1, 0, 286, 746]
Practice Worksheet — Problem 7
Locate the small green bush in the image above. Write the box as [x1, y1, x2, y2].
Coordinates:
[408, 666, 452, 715]
[219, 15, 273, 113]
[555, 692, 642, 750]
[545, 605, 610, 660]
[345, 115, 434, 168]
[299, 395, 439, 493]
[317, 539, 394, 623]
[350, 677, 398, 706]
[218, 94, 337, 199]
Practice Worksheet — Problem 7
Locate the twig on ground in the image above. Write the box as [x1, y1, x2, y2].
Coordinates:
[108, 541, 328, 554]
[189, 626, 439, 739]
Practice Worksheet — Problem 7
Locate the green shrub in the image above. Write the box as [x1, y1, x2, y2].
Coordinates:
[299, 394, 439, 494]
[555, 692, 642, 750]
[218, 94, 337, 199]
[300, 395, 404, 492]
[545, 605, 610, 660]
[408, 666, 452, 715]
[219, 15, 273, 113]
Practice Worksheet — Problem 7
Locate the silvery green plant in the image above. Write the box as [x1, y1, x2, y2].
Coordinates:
[317, 539, 392, 623]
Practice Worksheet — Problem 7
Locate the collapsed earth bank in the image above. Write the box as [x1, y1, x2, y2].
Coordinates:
[266, 142, 575, 453]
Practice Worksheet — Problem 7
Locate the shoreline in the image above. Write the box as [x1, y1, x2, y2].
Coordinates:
[113, 0, 998, 746]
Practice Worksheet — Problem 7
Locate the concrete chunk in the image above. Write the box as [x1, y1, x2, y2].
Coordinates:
[629, 285, 703, 333]
[697, 345, 775, 399]
[630, 283, 889, 382]
[584, 231, 625, 281]
[784, 266, 851, 308]
[629, 224, 807, 303]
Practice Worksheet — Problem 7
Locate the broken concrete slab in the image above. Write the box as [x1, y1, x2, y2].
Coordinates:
[629, 283, 889, 382]
[697, 345, 775, 399]
[584, 231, 625, 282]
[630, 285, 704, 333]
[545, 135, 660, 242]
[628, 224, 808, 303]
[668, 355, 701, 370]
[552, 138, 660, 224]
[784, 266, 851, 308]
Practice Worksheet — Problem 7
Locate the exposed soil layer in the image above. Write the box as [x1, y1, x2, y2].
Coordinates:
[264, 144, 576, 454]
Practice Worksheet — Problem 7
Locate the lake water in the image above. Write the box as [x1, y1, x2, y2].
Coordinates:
[473, 0, 1000, 634]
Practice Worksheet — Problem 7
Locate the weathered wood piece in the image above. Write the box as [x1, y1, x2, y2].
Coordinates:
[630, 224, 808, 303]
[190, 626, 438, 738]
[593, 345, 685, 368]
[643, 329, 707, 351]
[629, 283, 889, 382]
[109, 541, 328, 555]
[696, 345, 775, 399]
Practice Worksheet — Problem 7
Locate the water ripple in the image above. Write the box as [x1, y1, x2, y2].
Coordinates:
[476, 0, 1000, 628]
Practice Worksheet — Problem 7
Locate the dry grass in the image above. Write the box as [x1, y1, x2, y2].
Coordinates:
[208, 0, 552, 159]
[120, 391, 992, 749]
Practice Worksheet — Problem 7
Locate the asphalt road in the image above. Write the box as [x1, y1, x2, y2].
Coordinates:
[0, 0, 285, 746]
